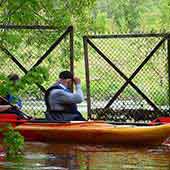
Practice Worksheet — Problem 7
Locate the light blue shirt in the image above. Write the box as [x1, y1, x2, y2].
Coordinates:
[48, 83, 84, 111]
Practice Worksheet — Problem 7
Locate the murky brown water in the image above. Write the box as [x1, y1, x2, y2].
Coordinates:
[0, 142, 170, 170]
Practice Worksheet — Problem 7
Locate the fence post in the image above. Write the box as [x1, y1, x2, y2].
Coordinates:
[69, 26, 74, 92]
[167, 38, 170, 114]
[83, 36, 91, 120]
[69, 26, 74, 74]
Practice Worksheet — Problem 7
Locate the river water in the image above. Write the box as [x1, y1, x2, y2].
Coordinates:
[0, 142, 170, 170]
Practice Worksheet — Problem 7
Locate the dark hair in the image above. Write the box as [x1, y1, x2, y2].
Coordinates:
[8, 74, 19, 81]
[59, 71, 73, 80]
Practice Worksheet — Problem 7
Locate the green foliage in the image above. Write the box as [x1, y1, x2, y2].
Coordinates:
[92, 0, 143, 33]
[0, 0, 96, 32]
[0, 66, 49, 97]
[60, 47, 70, 69]
[0, 74, 11, 96]
[109, 0, 140, 32]
[0, 73, 21, 98]
[159, 0, 170, 31]
[0, 0, 170, 41]
[19, 66, 49, 97]
[20, 66, 49, 85]
[0, 0, 97, 64]
[91, 12, 108, 33]
[90, 0, 170, 33]
[0, 124, 24, 158]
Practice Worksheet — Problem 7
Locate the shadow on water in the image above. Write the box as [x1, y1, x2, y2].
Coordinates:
[0, 142, 170, 170]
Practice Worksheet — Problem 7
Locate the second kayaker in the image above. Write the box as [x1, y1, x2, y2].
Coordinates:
[44, 70, 86, 121]
[6, 74, 22, 110]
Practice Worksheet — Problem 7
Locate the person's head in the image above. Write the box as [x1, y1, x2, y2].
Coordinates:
[58, 71, 73, 89]
[8, 74, 19, 85]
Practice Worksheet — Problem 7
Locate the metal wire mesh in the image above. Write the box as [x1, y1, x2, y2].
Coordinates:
[0, 27, 72, 117]
[85, 35, 170, 121]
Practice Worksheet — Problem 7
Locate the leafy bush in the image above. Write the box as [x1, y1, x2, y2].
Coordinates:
[0, 66, 49, 97]
[0, 124, 24, 158]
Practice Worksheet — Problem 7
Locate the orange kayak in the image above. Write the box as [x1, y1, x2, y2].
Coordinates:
[0, 114, 170, 145]
[14, 121, 170, 145]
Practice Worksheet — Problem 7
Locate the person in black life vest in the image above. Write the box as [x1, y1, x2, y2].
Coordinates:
[44, 71, 86, 121]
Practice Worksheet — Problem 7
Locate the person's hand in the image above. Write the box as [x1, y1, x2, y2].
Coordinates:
[73, 77, 81, 84]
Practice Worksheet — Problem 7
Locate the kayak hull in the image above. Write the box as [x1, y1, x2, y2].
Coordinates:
[14, 122, 170, 146]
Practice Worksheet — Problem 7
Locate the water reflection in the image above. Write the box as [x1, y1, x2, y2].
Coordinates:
[0, 142, 170, 170]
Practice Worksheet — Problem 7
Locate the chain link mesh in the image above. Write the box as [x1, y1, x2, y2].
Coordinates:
[87, 35, 170, 121]
[0, 27, 71, 117]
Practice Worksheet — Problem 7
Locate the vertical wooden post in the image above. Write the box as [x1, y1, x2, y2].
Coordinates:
[83, 36, 91, 119]
[69, 26, 74, 92]
[167, 38, 170, 114]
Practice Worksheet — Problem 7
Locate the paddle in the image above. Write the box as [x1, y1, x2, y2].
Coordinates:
[0, 95, 32, 120]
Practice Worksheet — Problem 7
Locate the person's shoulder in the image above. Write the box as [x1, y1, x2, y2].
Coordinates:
[50, 88, 65, 95]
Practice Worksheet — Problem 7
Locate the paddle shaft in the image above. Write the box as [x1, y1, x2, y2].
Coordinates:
[0, 95, 12, 105]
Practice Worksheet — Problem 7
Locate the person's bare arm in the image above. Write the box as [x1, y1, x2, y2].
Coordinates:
[0, 105, 12, 112]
